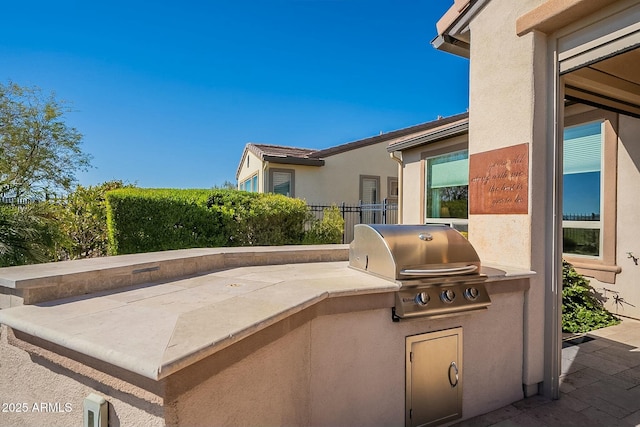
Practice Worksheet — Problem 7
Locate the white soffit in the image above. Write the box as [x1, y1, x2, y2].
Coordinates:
[558, 3, 640, 74]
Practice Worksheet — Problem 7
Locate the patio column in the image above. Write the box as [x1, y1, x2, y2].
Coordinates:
[465, 0, 555, 398]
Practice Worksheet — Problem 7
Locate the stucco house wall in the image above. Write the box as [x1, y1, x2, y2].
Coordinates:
[237, 144, 397, 205]
[235, 140, 398, 205]
[235, 122, 467, 206]
[305, 142, 399, 205]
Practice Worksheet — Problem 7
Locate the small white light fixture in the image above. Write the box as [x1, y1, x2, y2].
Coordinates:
[83, 393, 108, 427]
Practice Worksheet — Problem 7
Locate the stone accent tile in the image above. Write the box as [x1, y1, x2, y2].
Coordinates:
[22, 285, 59, 305]
[196, 255, 225, 273]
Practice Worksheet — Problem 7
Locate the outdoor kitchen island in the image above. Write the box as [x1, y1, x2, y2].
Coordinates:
[0, 245, 533, 426]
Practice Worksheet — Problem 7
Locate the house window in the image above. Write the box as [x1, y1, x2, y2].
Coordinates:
[562, 108, 619, 283]
[360, 175, 380, 204]
[269, 169, 295, 197]
[424, 150, 469, 229]
[240, 173, 258, 192]
[388, 177, 399, 200]
[562, 121, 603, 258]
[360, 175, 380, 224]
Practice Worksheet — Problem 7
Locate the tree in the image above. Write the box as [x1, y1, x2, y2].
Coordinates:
[213, 180, 236, 190]
[0, 81, 92, 199]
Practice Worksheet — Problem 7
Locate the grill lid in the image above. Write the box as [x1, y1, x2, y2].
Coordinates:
[349, 224, 481, 281]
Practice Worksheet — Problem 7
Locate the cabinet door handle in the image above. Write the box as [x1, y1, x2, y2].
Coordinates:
[448, 362, 459, 387]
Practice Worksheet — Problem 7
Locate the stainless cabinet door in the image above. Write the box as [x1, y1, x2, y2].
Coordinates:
[406, 328, 462, 427]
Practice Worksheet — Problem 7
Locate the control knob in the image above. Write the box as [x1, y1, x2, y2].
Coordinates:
[464, 287, 480, 301]
[415, 291, 430, 306]
[440, 289, 456, 303]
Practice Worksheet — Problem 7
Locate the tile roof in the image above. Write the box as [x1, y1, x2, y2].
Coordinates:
[236, 112, 469, 178]
[386, 112, 469, 152]
[246, 143, 319, 160]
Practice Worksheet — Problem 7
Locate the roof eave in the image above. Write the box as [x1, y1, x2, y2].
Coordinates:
[387, 121, 469, 153]
[263, 156, 325, 167]
[432, 0, 489, 58]
[431, 35, 470, 59]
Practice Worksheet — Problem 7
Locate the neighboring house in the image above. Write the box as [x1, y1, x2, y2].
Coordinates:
[236, 121, 459, 206]
[387, 0, 640, 402]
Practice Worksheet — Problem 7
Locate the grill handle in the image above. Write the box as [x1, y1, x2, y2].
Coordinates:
[400, 265, 478, 276]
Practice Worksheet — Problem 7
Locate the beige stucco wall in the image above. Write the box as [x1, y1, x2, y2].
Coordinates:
[237, 141, 397, 206]
[169, 322, 312, 426]
[467, 0, 547, 394]
[0, 326, 164, 427]
[400, 147, 424, 224]
[169, 286, 526, 426]
[291, 142, 398, 205]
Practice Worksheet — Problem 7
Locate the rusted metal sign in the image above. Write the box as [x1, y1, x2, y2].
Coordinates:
[469, 143, 529, 214]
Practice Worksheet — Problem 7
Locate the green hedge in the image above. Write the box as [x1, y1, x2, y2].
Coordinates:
[106, 189, 311, 255]
[106, 188, 222, 255]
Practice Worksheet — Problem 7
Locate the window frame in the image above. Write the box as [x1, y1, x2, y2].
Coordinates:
[387, 177, 399, 200]
[562, 108, 619, 283]
[359, 175, 380, 204]
[420, 142, 469, 230]
[269, 168, 295, 197]
[240, 173, 259, 192]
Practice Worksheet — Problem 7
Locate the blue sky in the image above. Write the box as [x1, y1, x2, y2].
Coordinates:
[1, 0, 469, 189]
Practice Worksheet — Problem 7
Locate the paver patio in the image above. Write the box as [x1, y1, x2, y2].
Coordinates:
[455, 318, 640, 426]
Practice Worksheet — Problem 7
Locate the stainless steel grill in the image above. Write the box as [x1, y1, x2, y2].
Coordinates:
[349, 224, 491, 320]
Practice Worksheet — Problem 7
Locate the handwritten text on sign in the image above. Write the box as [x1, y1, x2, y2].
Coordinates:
[469, 143, 529, 215]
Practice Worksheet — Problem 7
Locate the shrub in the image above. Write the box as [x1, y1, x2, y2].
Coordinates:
[303, 206, 344, 244]
[106, 189, 312, 255]
[106, 188, 223, 255]
[562, 260, 620, 333]
[207, 190, 308, 246]
[0, 203, 56, 266]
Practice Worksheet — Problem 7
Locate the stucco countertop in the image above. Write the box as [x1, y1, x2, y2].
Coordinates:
[0, 260, 534, 382]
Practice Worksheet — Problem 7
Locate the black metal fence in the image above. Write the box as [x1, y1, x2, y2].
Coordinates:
[308, 199, 398, 244]
[563, 213, 600, 221]
[0, 197, 35, 206]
